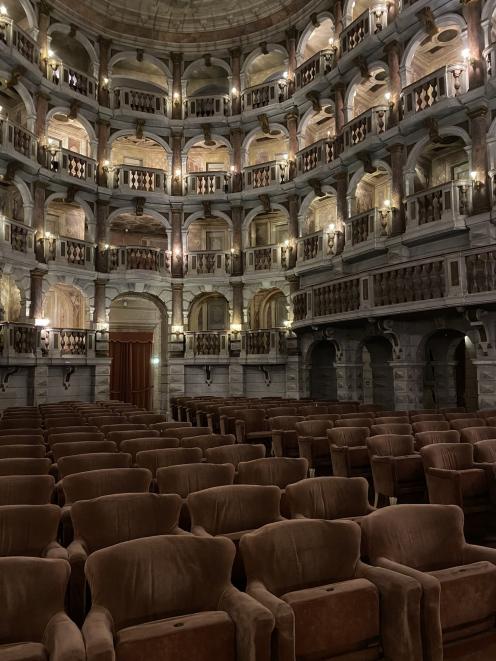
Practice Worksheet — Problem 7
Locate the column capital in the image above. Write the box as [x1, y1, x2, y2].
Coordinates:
[467, 105, 489, 120]
[285, 107, 299, 122]
[30, 267, 48, 279]
[170, 52, 183, 64]
[39, 0, 51, 15]
[285, 26, 297, 41]
[332, 81, 347, 93]
[229, 46, 242, 59]
[383, 39, 402, 55]
[98, 36, 112, 48]
[172, 281, 184, 292]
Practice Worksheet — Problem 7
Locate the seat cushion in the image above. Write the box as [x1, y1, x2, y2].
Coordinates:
[116, 611, 236, 661]
[282, 578, 380, 660]
[0, 642, 47, 661]
[395, 456, 425, 484]
[246, 431, 271, 440]
[349, 448, 370, 469]
[459, 470, 488, 499]
[430, 562, 496, 635]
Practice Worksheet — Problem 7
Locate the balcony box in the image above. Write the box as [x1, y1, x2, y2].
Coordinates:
[296, 138, 338, 175]
[295, 49, 336, 90]
[0, 119, 37, 163]
[343, 106, 389, 149]
[112, 165, 167, 194]
[400, 65, 467, 120]
[185, 251, 231, 276]
[340, 7, 388, 55]
[244, 244, 291, 272]
[1, 218, 34, 256]
[50, 63, 97, 100]
[108, 246, 171, 274]
[343, 208, 390, 260]
[48, 148, 96, 185]
[184, 332, 229, 358]
[0, 16, 39, 66]
[46, 236, 95, 270]
[244, 160, 289, 191]
[186, 172, 229, 196]
[113, 87, 168, 115]
[185, 95, 229, 118]
[242, 80, 287, 111]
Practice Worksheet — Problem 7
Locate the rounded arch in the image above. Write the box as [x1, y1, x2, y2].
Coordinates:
[404, 126, 472, 174]
[16, 0, 38, 32]
[241, 123, 289, 153]
[42, 280, 91, 329]
[182, 133, 233, 155]
[1, 174, 34, 226]
[359, 334, 395, 409]
[298, 99, 335, 148]
[187, 290, 230, 331]
[183, 209, 233, 231]
[400, 13, 467, 85]
[107, 206, 171, 231]
[241, 43, 289, 76]
[347, 159, 392, 197]
[0, 68, 36, 129]
[344, 61, 390, 120]
[248, 287, 289, 330]
[107, 129, 172, 155]
[47, 22, 99, 75]
[108, 51, 172, 82]
[296, 13, 335, 64]
[44, 191, 95, 225]
[183, 56, 232, 80]
[298, 185, 337, 235]
[242, 203, 289, 232]
[307, 338, 339, 401]
[45, 106, 98, 154]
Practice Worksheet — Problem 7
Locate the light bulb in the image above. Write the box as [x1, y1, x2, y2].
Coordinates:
[0, 5, 7, 16]
[283, 71, 288, 79]
[383, 199, 391, 208]
[175, 168, 181, 178]
[385, 92, 391, 101]
[462, 48, 470, 60]
[231, 86, 238, 96]
[470, 171, 477, 180]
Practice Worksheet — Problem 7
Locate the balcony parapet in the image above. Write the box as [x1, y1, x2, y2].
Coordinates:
[47, 147, 96, 184]
[184, 251, 231, 276]
[108, 246, 171, 274]
[112, 165, 168, 194]
[0, 324, 95, 359]
[345, 208, 391, 248]
[400, 65, 467, 119]
[185, 95, 230, 119]
[244, 160, 289, 191]
[242, 80, 287, 112]
[343, 106, 389, 149]
[184, 331, 229, 358]
[0, 217, 34, 255]
[0, 16, 39, 66]
[49, 61, 97, 100]
[242, 330, 287, 357]
[295, 49, 336, 90]
[296, 138, 338, 175]
[244, 244, 292, 272]
[113, 87, 168, 115]
[340, 6, 388, 55]
[404, 180, 470, 240]
[0, 119, 37, 163]
[46, 236, 95, 269]
[186, 171, 229, 195]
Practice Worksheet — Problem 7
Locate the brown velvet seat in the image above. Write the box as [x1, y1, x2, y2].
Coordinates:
[414, 429, 461, 450]
[57, 452, 132, 479]
[335, 417, 374, 428]
[361, 504, 496, 660]
[51, 440, 117, 462]
[47, 431, 105, 448]
[371, 423, 413, 436]
[461, 426, 496, 444]
[136, 447, 203, 477]
[150, 421, 193, 435]
[411, 414, 446, 423]
[0, 557, 85, 660]
[474, 439, 496, 465]
[341, 412, 374, 419]
[375, 416, 410, 424]
[180, 433, 236, 456]
[107, 429, 159, 447]
[163, 427, 211, 441]
[83, 535, 274, 661]
[367, 435, 425, 505]
[47, 426, 100, 440]
[0, 434, 44, 445]
[450, 418, 486, 432]
[265, 406, 298, 418]
[0, 444, 46, 459]
[241, 518, 422, 661]
[235, 411, 271, 446]
[0, 458, 51, 476]
[269, 416, 305, 458]
[85, 415, 124, 427]
[99, 423, 147, 436]
[412, 420, 451, 434]
[328, 427, 371, 479]
[297, 405, 329, 417]
[120, 437, 179, 462]
[295, 419, 333, 474]
[157, 463, 235, 498]
[0, 504, 66, 559]
[205, 443, 266, 468]
[0, 475, 54, 505]
[68, 492, 183, 625]
[127, 413, 167, 425]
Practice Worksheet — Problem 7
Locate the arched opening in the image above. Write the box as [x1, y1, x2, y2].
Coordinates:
[248, 209, 288, 247]
[43, 284, 88, 329]
[300, 18, 335, 63]
[407, 24, 464, 86]
[310, 341, 338, 400]
[0, 274, 22, 322]
[186, 216, 230, 252]
[0, 1, 31, 31]
[0, 79, 29, 128]
[423, 329, 478, 410]
[109, 294, 168, 410]
[47, 113, 92, 157]
[108, 212, 169, 272]
[249, 288, 288, 330]
[410, 136, 469, 193]
[110, 57, 168, 114]
[351, 167, 391, 215]
[186, 138, 231, 173]
[184, 62, 229, 117]
[348, 67, 388, 120]
[108, 135, 169, 192]
[362, 336, 394, 409]
[301, 194, 337, 236]
[348, 167, 392, 246]
[45, 199, 87, 241]
[300, 103, 336, 149]
[244, 50, 287, 89]
[188, 293, 229, 331]
[0, 181, 25, 224]
[245, 128, 288, 167]
[48, 31, 93, 75]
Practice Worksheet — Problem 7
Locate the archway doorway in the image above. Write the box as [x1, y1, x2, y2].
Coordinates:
[362, 337, 394, 410]
[109, 294, 168, 410]
[310, 341, 337, 400]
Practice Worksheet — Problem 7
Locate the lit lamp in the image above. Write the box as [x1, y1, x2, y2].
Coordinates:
[0, 5, 8, 16]
[327, 222, 337, 253]
[470, 170, 483, 191]
[231, 86, 238, 97]
[384, 91, 394, 110]
[102, 76, 109, 88]
[35, 318, 50, 327]
[150, 356, 160, 366]
[283, 319, 292, 331]
[173, 92, 181, 106]
[174, 168, 182, 182]
[230, 323, 242, 337]
[171, 324, 184, 337]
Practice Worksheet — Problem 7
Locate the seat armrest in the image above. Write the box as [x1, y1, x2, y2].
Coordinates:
[190, 525, 212, 537]
[246, 579, 294, 661]
[463, 543, 496, 565]
[427, 467, 457, 479]
[235, 420, 246, 444]
[43, 541, 69, 560]
[44, 611, 85, 661]
[219, 584, 275, 661]
[82, 606, 115, 661]
[425, 468, 462, 506]
[272, 430, 283, 457]
[206, 413, 214, 431]
[68, 539, 89, 565]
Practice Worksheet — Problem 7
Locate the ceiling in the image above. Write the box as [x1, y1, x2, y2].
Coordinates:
[50, 0, 322, 48]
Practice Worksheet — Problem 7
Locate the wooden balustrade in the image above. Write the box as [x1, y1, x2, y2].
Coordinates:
[400, 65, 467, 118]
[406, 181, 470, 229]
[46, 236, 94, 268]
[313, 279, 361, 316]
[50, 62, 97, 99]
[343, 106, 388, 147]
[345, 208, 390, 246]
[185, 251, 231, 275]
[113, 165, 167, 193]
[244, 160, 288, 190]
[293, 293, 308, 321]
[0, 324, 37, 356]
[0, 16, 39, 64]
[241, 80, 287, 111]
[243, 330, 287, 356]
[340, 6, 387, 54]
[1, 218, 34, 254]
[296, 138, 337, 174]
[0, 119, 36, 161]
[295, 49, 336, 89]
[184, 332, 229, 357]
[108, 246, 171, 273]
[484, 44, 496, 79]
[48, 148, 96, 183]
[245, 244, 291, 272]
[0, 324, 95, 358]
[185, 96, 230, 118]
[113, 87, 168, 115]
[186, 172, 229, 195]
[373, 261, 446, 305]
[298, 231, 324, 261]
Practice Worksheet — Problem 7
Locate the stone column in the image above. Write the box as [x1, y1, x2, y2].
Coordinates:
[230, 128, 243, 192]
[335, 170, 347, 253]
[231, 205, 243, 276]
[334, 83, 346, 134]
[462, 0, 486, 90]
[387, 0, 398, 23]
[37, 0, 50, 69]
[93, 279, 107, 325]
[333, 0, 343, 37]
[35, 92, 49, 164]
[33, 181, 46, 263]
[232, 282, 244, 326]
[468, 106, 490, 215]
[288, 195, 299, 269]
[172, 282, 184, 327]
[96, 120, 111, 186]
[230, 47, 241, 115]
[388, 143, 406, 235]
[95, 200, 109, 272]
[171, 53, 183, 120]
[171, 205, 183, 278]
[171, 133, 183, 195]
[286, 27, 297, 95]
[286, 109, 299, 180]
[98, 37, 112, 107]
[29, 268, 45, 319]
[384, 41, 401, 127]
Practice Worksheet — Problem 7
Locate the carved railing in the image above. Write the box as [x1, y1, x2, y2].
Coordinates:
[113, 87, 168, 115]
[0, 119, 36, 161]
[245, 244, 291, 272]
[113, 165, 167, 193]
[48, 148, 96, 183]
[297, 230, 325, 262]
[400, 65, 467, 118]
[1, 218, 34, 254]
[293, 293, 308, 321]
[185, 251, 231, 275]
[484, 43, 496, 79]
[406, 181, 470, 229]
[241, 80, 287, 111]
[108, 246, 171, 273]
[0, 324, 37, 356]
[465, 249, 496, 294]
[373, 261, 446, 306]
[313, 279, 361, 316]
[46, 236, 94, 268]
[0, 16, 39, 64]
[244, 160, 289, 190]
[50, 63, 97, 99]
[184, 332, 229, 357]
[0, 324, 95, 358]
[186, 172, 229, 195]
[343, 106, 388, 148]
[340, 6, 388, 54]
[296, 138, 338, 174]
[345, 208, 391, 246]
[295, 49, 336, 89]
[243, 330, 288, 356]
[185, 95, 230, 118]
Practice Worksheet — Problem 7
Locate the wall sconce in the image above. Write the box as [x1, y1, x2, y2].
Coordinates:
[103, 243, 110, 250]
[45, 231, 53, 240]
[173, 92, 181, 106]
[231, 86, 238, 97]
[0, 5, 8, 16]
[102, 77, 109, 88]
[327, 222, 337, 253]
[462, 47, 476, 67]
[283, 319, 292, 331]
[35, 318, 50, 328]
[174, 248, 182, 263]
[174, 168, 182, 182]
[171, 324, 184, 336]
[230, 323, 242, 336]
[102, 159, 113, 172]
[470, 170, 483, 191]
[384, 91, 394, 109]
[283, 71, 288, 80]
[150, 356, 160, 366]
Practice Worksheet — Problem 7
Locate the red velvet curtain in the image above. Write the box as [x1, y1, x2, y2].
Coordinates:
[110, 332, 153, 409]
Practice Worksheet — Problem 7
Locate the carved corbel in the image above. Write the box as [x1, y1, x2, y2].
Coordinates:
[259, 365, 272, 386]
[201, 123, 214, 146]
[65, 186, 77, 204]
[258, 113, 270, 134]
[7, 66, 26, 88]
[1, 367, 19, 393]
[136, 119, 145, 139]
[4, 161, 19, 182]
[425, 118, 441, 143]
[202, 200, 212, 218]
[203, 365, 213, 385]
[415, 7, 438, 39]
[68, 100, 80, 120]
[204, 53, 212, 67]
[136, 49, 144, 62]
[63, 366, 76, 390]
[309, 178, 323, 197]
[353, 56, 370, 80]
[259, 41, 268, 55]
[259, 194, 271, 213]
[465, 309, 492, 356]
[135, 197, 146, 216]
[357, 152, 375, 173]
[68, 24, 77, 39]
[310, 12, 320, 27]
[306, 91, 321, 113]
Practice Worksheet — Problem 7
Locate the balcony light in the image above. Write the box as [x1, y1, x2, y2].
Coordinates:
[384, 92, 391, 101]
[230, 323, 242, 334]
[462, 48, 470, 61]
[283, 71, 288, 79]
[0, 5, 7, 16]
[383, 199, 391, 208]
[327, 223, 336, 233]
[35, 318, 50, 327]
[171, 324, 184, 334]
[150, 357, 160, 366]
[470, 171, 477, 180]
[231, 86, 238, 96]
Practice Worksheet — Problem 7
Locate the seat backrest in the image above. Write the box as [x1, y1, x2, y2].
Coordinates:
[0, 445, 46, 459]
[72, 493, 182, 553]
[44, 417, 84, 429]
[135, 447, 202, 475]
[180, 434, 235, 454]
[474, 439, 496, 463]
[240, 519, 360, 597]
[460, 426, 496, 444]
[340, 412, 373, 420]
[414, 430, 460, 450]
[188, 484, 281, 535]
[58, 452, 132, 479]
[0, 433, 44, 445]
[128, 413, 167, 425]
[0, 475, 54, 505]
[358, 404, 384, 413]
[0, 556, 69, 643]
[62, 468, 152, 505]
[420, 442, 474, 470]
[286, 476, 371, 520]
[48, 431, 105, 447]
[52, 441, 117, 462]
[157, 463, 235, 498]
[0, 504, 60, 556]
[48, 426, 100, 437]
[360, 504, 465, 571]
[0, 418, 42, 429]
[443, 411, 470, 421]
[120, 438, 179, 461]
[265, 407, 298, 418]
[235, 410, 269, 432]
[367, 435, 414, 457]
[85, 535, 234, 629]
[335, 418, 373, 428]
[163, 427, 211, 440]
[0, 458, 51, 476]
[205, 443, 266, 467]
[107, 429, 160, 446]
[412, 421, 450, 433]
[100, 424, 147, 436]
[149, 422, 192, 434]
[268, 416, 305, 431]
[371, 424, 412, 436]
[298, 406, 329, 417]
[296, 419, 333, 438]
[328, 427, 370, 447]
[411, 414, 445, 423]
[374, 416, 410, 425]
[450, 418, 486, 431]
[85, 415, 124, 428]
[237, 457, 308, 488]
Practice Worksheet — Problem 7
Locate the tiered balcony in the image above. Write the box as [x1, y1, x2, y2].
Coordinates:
[0, 323, 96, 360]
[112, 165, 168, 195]
[0, 218, 35, 256]
[343, 208, 391, 259]
[0, 16, 39, 66]
[186, 172, 229, 196]
[49, 62, 98, 100]
[184, 251, 231, 276]
[404, 181, 470, 240]
[295, 49, 336, 90]
[244, 160, 289, 190]
[241, 80, 287, 112]
[184, 95, 229, 118]
[0, 119, 37, 163]
[108, 246, 171, 274]
[184, 332, 229, 358]
[296, 138, 338, 174]
[241, 330, 288, 359]
[46, 236, 95, 270]
[343, 106, 389, 148]
[340, 7, 388, 55]
[47, 148, 96, 185]
[400, 65, 467, 119]
[113, 88, 168, 115]
[296, 229, 338, 267]
[484, 43, 496, 80]
[244, 244, 291, 272]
